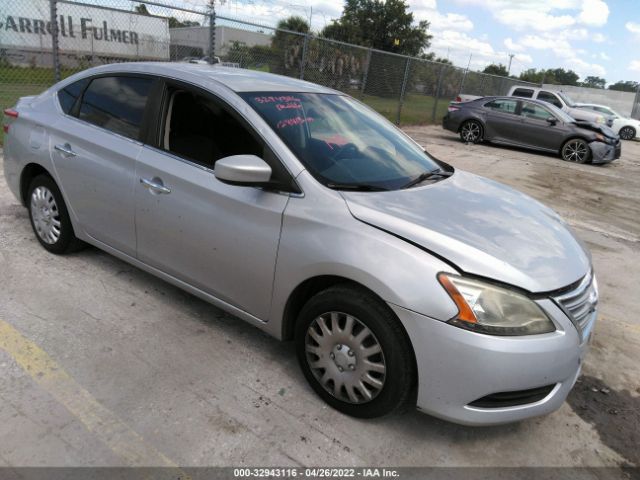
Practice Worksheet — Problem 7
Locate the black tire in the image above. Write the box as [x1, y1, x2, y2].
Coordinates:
[295, 284, 416, 418]
[459, 120, 483, 144]
[619, 126, 636, 141]
[561, 138, 591, 164]
[27, 174, 84, 254]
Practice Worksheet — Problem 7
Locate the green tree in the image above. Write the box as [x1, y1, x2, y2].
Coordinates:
[134, 4, 150, 15]
[168, 18, 200, 28]
[608, 80, 639, 92]
[482, 63, 509, 76]
[135, 4, 200, 28]
[320, 0, 432, 57]
[547, 68, 579, 85]
[580, 76, 606, 89]
[420, 52, 452, 65]
[519, 68, 546, 83]
[518, 68, 578, 85]
[270, 16, 310, 74]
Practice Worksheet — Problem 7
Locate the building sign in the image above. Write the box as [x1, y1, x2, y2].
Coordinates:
[0, 0, 169, 59]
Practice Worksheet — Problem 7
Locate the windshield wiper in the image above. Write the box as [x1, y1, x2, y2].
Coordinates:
[326, 183, 390, 191]
[402, 169, 453, 189]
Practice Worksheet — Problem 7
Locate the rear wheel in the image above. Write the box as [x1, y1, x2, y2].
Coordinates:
[561, 138, 591, 164]
[459, 120, 483, 143]
[619, 126, 636, 141]
[27, 174, 84, 254]
[295, 284, 415, 418]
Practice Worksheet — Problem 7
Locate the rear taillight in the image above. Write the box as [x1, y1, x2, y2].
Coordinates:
[3, 108, 18, 134]
[455, 96, 462, 102]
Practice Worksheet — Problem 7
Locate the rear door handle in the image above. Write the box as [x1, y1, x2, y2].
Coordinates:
[140, 177, 171, 194]
[54, 143, 77, 157]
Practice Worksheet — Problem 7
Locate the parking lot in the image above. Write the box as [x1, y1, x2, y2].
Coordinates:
[0, 127, 638, 471]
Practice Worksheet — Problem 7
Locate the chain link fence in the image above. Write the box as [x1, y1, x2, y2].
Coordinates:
[1, 0, 547, 145]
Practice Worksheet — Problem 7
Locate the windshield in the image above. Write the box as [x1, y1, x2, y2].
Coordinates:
[241, 92, 443, 190]
[557, 91, 576, 107]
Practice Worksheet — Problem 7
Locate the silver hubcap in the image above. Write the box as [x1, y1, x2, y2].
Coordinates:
[620, 127, 634, 140]
[563, 140, 588, 162]
[305, 311, 386, 404]
[30, 186, 61, 244]
[461, 122, 480, 142]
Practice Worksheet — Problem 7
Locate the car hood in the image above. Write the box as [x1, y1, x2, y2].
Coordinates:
[567, 107, 603, 122]
[342, 171, 591, 293]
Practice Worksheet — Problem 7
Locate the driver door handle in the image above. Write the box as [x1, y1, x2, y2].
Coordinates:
[140, 177, 171, 194]
[54, 143, 77, 157]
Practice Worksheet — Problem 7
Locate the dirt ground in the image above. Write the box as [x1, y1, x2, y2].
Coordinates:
[0, 127, 638, 473]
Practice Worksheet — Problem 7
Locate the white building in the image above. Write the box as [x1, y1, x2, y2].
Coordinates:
[169, 25, 272, 59]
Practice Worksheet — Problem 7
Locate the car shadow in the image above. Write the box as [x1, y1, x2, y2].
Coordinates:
[72, 245, 524, 442]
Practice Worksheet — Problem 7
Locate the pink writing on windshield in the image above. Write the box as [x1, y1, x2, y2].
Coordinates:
[277, 116, 314, 129]
[275, 102, 302, 111]
[254, 95, 301, 104]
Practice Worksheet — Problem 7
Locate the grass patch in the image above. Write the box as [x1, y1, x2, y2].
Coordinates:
[0, 65, 84, 144]
[361, 93, 448, 125]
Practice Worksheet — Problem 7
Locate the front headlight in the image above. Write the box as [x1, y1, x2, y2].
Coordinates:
[438, 273, 555, 336]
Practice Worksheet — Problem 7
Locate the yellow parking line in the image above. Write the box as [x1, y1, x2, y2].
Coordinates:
[0, 319, 186, 473]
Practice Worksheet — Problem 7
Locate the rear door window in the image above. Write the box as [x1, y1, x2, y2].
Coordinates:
[78, 76, 153, 140]
[484, 99, 519, 114]
[512, 88, 534, 98]
[537, 91, 563, 109]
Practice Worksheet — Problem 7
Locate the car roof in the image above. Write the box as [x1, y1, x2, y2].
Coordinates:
[69, 62, 338, 94]
[476, 96, 555, 106]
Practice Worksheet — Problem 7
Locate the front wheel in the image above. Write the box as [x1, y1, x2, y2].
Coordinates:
[27, 174, 84, 254]
[561, 138, 591, 164]
[459, 120, 483, 143]
[619, 126, 636, 141]
[295, 284, 416, 418]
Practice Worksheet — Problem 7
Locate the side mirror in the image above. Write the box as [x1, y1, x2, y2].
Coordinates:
[214, 155, 272, 186]
[546, 117, 558, 126]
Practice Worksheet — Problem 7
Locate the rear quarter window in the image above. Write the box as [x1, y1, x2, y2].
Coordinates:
[57, 79, 88, 115]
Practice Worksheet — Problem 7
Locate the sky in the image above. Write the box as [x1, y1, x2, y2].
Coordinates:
[173, 0, 640, 85]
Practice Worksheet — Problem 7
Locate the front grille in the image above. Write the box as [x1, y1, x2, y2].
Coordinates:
[553, 271, 598, 335]
[468, 384, 556, 408]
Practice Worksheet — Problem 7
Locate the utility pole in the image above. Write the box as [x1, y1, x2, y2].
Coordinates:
[507, 53, 515, 76]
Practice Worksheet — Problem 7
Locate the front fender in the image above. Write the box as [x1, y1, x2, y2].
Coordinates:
[266, 171, 459, 340]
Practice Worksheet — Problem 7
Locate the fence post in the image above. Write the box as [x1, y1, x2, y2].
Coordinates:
[49, 0, 61, 82]
[632, 85, 640, 120]
[360, 48, 372, 99]
[299, 34, 309, 80]
[431, 64, 446, 123]
[208, 8, 216, 63]
[396, 57, 411, 125]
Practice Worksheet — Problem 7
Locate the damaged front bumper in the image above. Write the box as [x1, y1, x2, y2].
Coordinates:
[590, 140, 621, 164]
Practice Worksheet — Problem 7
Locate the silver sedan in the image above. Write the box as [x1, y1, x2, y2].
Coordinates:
[2, 63, 597, 425]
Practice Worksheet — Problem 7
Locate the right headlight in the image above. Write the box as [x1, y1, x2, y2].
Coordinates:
[438, 273, 555, 336]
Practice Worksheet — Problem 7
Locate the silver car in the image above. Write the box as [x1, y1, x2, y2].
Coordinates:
[3, 63, 597, 425]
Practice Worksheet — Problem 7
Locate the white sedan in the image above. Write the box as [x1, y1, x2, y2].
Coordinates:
[575, 103, 640, 140]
